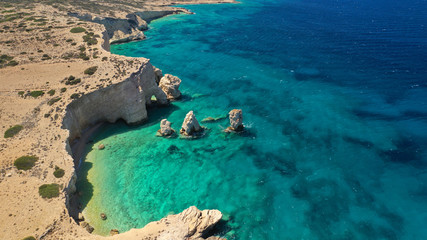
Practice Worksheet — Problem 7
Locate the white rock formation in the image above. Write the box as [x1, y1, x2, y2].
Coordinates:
[180, 111, 201, 136]
[159, 74, 182, 100]
[117, 206, 225, 240]
[158, 119, 174, 136]
[226, 109, 243, 132]
[63, 61, 167, 140]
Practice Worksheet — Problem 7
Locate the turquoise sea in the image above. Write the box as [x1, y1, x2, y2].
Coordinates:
[77, 0, 427, 239]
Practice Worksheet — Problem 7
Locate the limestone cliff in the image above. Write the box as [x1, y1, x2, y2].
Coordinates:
[63, 60, 167, 141]
[113, 206, 225, 240]
[68, 8, 191, 44]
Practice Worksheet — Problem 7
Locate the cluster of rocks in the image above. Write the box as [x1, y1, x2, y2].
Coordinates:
[154, 69, 182, 101]
[157, 109, 244, 138]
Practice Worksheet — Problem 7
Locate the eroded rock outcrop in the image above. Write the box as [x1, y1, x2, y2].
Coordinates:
[226, 109, 243, 132]
[63, 60, 167, 140]
[117, 206, 225, 240]
[180, 111, 202, 136]
[154, 67, 163, 84]
[157, 119, 175, 136]
[159, 74, 182, 100]
[69, 8, 191, 44]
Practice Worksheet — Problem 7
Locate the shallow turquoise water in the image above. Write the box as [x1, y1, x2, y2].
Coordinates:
[78, 0, 427, 239]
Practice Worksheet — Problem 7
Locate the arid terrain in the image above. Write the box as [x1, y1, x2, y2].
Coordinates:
[0, 0, 233, 239]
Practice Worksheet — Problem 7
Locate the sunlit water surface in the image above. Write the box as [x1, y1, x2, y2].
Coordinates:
[77, 0, 427, 239]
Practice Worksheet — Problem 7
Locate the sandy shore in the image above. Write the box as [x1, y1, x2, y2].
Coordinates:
[0, 0, 234, 239]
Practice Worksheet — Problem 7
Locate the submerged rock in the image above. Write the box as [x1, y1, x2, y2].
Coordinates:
[226, 109, 243, 132]
[100, 213, 107, 220]
[202, 117, 215, 123]
[159, 74, 182, 100]
[80, 221, 94, 233]
[180, 111, 202, 136]
[110, 229, 119, 236]
[98, 144, 105, 150]
[201, 115, 227, 123]
[157, 119, 175, 137]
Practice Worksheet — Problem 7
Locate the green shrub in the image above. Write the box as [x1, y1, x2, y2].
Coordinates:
[70, 27, 85, 33]
[0, 54, 13, 61]
[60, 87, 67, 93]
[22, 236, 36, 240]
[14, 155, 38, 170]
[29, 90, 44, 98]
[84, 66, 97, 75]
[18, 91, 25, 96]
[4, 125, 23, 138]
[41, 54, 51, 60]
[102, 56, 108, 61]
[47, 97, 61, 106]
[65, 76, 81, 85]
[53, 166, 65, 178]
[38, 184, 60, 199]
[79, 46, 86, 52]
[70, 93, 80, 99]
[66, 38, 73, 42]
[6, 60, 18, 66]
[47, 89, 55, 96]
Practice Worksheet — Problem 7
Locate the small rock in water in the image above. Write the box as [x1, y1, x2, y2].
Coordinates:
[180, 111, 202, 136]
[225, 109, 244, 132]
[78, 212, 84, 221]
[110, 229, 119, 235]
[98, 144, 105, 150]
[159, 74, 182, 100]
[80, 221, 94, 233]
[201, 117, 215, 123]
[157, 119, 174, 137]
[100, 213, 107, 220]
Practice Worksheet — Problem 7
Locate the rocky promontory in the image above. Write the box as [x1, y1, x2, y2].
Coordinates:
[0, 0, 235, 239]
[180, 111, 203, 136]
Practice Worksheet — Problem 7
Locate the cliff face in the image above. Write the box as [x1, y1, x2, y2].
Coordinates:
[68, 8, 191, 44]
[63, 60, 167, 141]
[114, 206, 225, 240]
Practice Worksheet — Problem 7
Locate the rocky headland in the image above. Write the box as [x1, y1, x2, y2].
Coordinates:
[0, 0, 235, 239]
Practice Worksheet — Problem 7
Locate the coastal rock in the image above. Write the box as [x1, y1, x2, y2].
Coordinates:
[226, 109, 243, 132]
[63, 60, 168, 140]
[78, 213, 84, 221]
[80, 221, 94, 233]
[159, 74, 182, 100]
[98, 144, 105, 150]
[180, 111, 201, 136]
[177, 206, 222, 238]
[154, 67, 163, 84]
[100, 213, 107, 220]
[110, 229, 120, 236]
[157, 119, 174, 136]
[201, 115, 227, 123]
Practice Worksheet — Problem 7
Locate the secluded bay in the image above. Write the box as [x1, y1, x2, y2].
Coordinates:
[77, 0, 427, 238]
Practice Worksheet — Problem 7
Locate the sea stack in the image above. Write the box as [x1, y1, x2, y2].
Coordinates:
[157, 119, 175, 136]
[154, 67, 163, 84]
[226, 109, 244, 132]
[180, 111, 202, 136]
[159, 74, 182, 100]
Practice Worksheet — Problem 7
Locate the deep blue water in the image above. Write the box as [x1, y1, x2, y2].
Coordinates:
[79, 0, 427, 239]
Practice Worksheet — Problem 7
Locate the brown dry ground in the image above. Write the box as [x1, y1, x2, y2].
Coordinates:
[0, 0, 233, 238]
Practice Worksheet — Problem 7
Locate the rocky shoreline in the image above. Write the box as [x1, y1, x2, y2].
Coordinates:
[0, 0, 235, 239]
